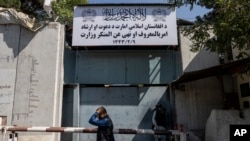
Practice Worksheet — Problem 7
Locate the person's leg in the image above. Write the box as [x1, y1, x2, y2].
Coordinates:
[159, 126, 166, 141]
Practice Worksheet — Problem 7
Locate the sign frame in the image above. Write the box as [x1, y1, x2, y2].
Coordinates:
[72, 4, 178, 46]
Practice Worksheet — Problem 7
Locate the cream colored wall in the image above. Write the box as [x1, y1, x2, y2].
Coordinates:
[175, 29, 224, 131]
[179, 28, 220, 73]
[0, 23, 64, 141]
[232, 47, 250, 61]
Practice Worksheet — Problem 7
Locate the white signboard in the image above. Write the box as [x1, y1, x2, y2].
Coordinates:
[88, 0, 172, 4]
[72, 5, 178, 46]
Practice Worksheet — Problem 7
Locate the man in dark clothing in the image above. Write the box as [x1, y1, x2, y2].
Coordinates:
[154, 104, 167, 128]
[89, 106, 115, 141]
[152, 104, 167, 141]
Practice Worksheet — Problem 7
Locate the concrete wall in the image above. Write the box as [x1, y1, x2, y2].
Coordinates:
[0, 23, 64, 141]
[79, 86, 168, 141]
[179, 29, 220, 72]
[75, 51, 178, 84]
[174, 30, 225, 141]
[175, 77, 224, 131]
[0, 25, 20, 125]
[175, 29, 250, 141]
[205, 109, 250, 141]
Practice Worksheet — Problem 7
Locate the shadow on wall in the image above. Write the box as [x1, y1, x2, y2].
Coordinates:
[61, 87, 74, 141]
[73, 51, 176, 84]
[80, 87, 140, 105]
[79, 86, 169, 106]
[61, 85, 170, 141]
[62, 50, 178, 141]
[132, 93, 170, 141]
[132, 108, 155, 141]
[182, 47, 220, 73]
[64, 48, 76, 83]
[0, 24, 39, 58]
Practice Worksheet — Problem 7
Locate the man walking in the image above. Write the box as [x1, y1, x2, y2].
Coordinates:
[89, 106, 115, 141]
